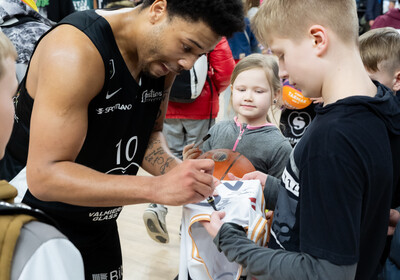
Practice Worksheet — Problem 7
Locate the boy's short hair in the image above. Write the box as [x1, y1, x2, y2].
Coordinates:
[141, 0, 245, 38]
[251, 0, 359, 47]
[0, 31, 17, 80]
[359, 27, 400, 74]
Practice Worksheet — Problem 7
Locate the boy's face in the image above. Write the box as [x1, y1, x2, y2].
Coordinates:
[0, 57, 18, 159]
[269, 36, 322, 98]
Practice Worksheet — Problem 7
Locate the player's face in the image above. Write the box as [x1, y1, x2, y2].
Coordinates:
[269, 36, 322, 98]
[0, 57, 18, 159]
[140, 16, 220, 78]
[232, 68, 274, 126]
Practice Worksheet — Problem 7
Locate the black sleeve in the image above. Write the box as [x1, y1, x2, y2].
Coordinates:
[263, 175, 280, 210]
[214, 223, 357, 280]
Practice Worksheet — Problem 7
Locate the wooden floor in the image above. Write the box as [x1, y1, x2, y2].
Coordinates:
[117, 165, 182, 280]
[118, 202, 182, 280]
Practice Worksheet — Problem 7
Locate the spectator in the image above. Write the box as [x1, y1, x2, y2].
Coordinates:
[372, 0, 400, 28]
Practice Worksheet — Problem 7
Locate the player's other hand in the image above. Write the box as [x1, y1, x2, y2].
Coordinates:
[201, 211, 226, 238]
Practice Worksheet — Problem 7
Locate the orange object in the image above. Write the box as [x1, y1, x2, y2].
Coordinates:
[21, 0, 39, 12]
[282, 84, 312, 109]
[199, 149, 256, 180]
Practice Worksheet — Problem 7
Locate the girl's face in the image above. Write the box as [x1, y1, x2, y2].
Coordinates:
[231, 67, 275, 126]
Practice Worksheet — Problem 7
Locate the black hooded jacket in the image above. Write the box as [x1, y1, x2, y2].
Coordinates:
[214, 83, 400, 280]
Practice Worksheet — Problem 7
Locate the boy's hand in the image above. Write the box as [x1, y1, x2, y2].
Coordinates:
[183, 143, 202, 160]
[201, 211, 226, 238]
[227, 171, 268, 190]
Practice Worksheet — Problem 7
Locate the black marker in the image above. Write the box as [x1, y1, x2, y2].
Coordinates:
[194, 134, 211, 149]
[207, 196, 218, 211]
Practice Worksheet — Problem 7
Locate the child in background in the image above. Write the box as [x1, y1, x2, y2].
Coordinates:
[359, 26, 400, 279]
[183, 53, 292, 179]
[359, 27, 400, 94]
[201, 0, 400, 279]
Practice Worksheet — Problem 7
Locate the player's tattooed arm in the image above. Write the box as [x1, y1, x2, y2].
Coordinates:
[141, 82, 181, 175]
[143, 135, 178, 175]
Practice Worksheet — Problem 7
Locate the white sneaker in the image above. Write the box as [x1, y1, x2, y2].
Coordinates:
[143, 203, 169, 243]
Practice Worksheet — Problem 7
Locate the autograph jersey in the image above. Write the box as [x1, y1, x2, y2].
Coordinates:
[179, 180, 270, 280]
[7, 10, 166, 279]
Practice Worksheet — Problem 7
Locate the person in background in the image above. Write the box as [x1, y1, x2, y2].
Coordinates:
[0, 0, 53, 83]
[245, 0, 260, 20]
[35, 0, 76, 22]
[372, 0, 400, 28]
[0, 0, 53, 181]
[72, 0, 98, 11]
[0, 30, 84, 280]
[366, 0, 383, 27]
[359, 27, 400, 279]
[223, 3, 261, 121]
[183, 53, 291, 181]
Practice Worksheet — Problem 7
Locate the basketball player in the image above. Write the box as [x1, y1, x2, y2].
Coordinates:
[2, 0, 244, 279]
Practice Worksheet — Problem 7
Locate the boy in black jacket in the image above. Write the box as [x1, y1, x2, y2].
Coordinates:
[202, 1, 400, 279]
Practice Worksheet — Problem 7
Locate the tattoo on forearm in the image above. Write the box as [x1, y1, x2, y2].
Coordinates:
[145, 138, 176, 174]
[145, 146, 165, 166]
[160, 157, 175, 174]
[147, 138, 160, 150]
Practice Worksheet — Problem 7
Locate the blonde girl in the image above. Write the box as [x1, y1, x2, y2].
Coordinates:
[184, 53, 292, 178]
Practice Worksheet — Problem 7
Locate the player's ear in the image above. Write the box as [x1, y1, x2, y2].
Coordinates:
[148, 0, 167, 24]
[309, 25, 328, 57]
[392, 70, 400, 92]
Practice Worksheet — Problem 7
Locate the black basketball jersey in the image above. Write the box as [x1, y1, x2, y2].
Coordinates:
[6, 11, 166, 270]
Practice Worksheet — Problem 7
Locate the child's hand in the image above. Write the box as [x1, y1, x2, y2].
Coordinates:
[182, 143, 202, 160]
[200, 211, 226, 238]
[310, 97, 324, 104]
[227, 171, 268, 190]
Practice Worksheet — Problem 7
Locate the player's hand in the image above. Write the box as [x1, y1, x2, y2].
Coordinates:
[201, 211, 226, 238]
[227, 171, 268, 190]
[388, 209, 400, 236]
[182, 143, 202, 160]
[155, 159, 215, 205]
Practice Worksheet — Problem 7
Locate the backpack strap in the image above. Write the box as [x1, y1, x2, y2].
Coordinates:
[0, 214, 35, 280]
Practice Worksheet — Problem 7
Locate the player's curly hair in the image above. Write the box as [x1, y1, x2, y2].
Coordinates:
[141, 0, 245, 38]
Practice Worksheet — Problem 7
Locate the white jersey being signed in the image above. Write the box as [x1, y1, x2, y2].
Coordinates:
[179, 180, 270, 280]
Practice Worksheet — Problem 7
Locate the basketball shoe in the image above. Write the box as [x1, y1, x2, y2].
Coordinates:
[143, 203, 169, 243]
